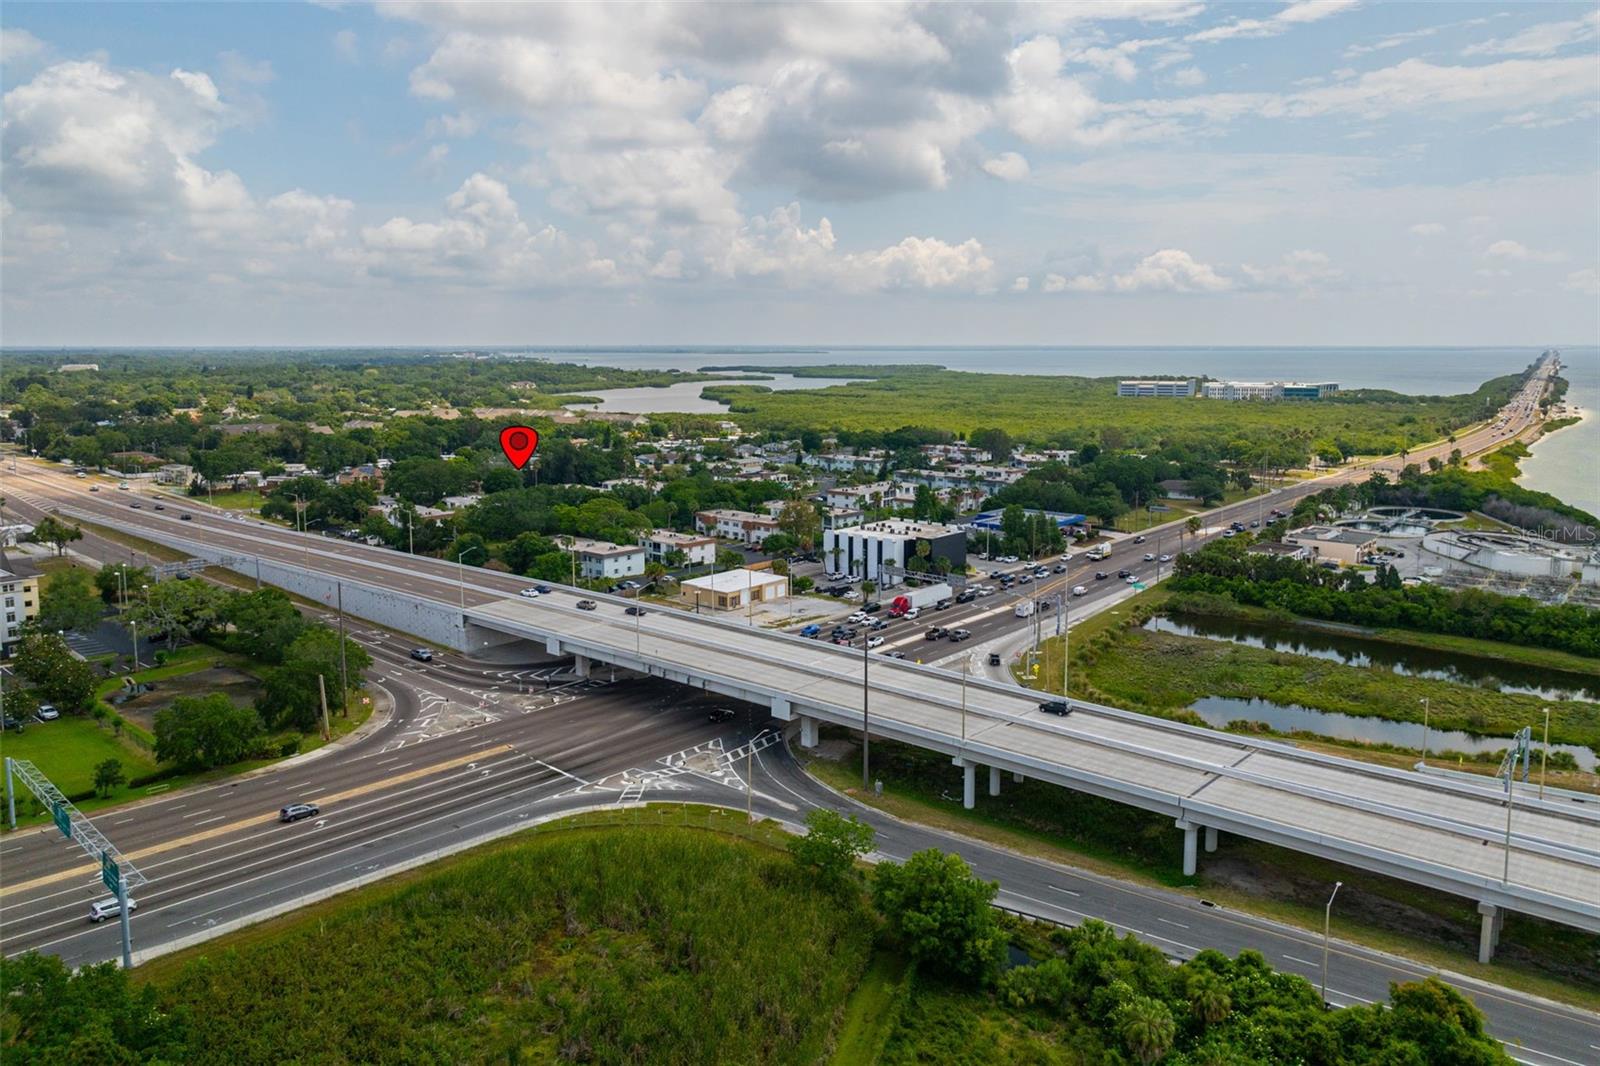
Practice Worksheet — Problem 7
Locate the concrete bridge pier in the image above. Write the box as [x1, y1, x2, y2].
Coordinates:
[573, 654, 591, 679]
[989, 766, 1002, 797]
[799, 715, 819, 749]
[960, 760, 976, 809]
[1179, 820, 1199, 876]
[1204, 826, 1218, 853]
[1478, 902, 1505, 964]
[1013, 771, 1024, 784]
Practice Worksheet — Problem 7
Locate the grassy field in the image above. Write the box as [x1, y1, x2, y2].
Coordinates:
[0, 716, 159, 798]
[137, 813, 875, 1065]
[699, 368, 1519, 450]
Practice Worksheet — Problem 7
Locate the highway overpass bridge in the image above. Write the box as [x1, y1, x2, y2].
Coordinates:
[37, 486, 1600, 964]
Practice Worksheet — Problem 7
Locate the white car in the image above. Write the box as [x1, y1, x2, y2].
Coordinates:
[866, 636, 885, 648]
[1071, 585, 1088, 596]
[89, 897, 137, 923]
[519, 587, 541, 599]
[1143, 553, 1155, 561]
[904, 606, 920, 620]
[1158, 554, 1172, 563]
[1125, 574, 1139, 584]
[842, 590, 861, 601]
[847, 611, 869, 624]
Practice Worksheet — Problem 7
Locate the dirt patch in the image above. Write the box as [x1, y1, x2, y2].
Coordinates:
[108, 667, 261, 732]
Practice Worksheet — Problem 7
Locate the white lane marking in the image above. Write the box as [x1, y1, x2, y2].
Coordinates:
[1282, 954, 1317, 967]
[1157, 917, 1189, 929]
[1047, 884, 1081, 897]
[181, 809, 211, 819]
[192, 815, 228, 826]
[299, 786, 326, 796]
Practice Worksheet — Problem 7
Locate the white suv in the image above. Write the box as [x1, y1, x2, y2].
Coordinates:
[89, 897, 137, 923]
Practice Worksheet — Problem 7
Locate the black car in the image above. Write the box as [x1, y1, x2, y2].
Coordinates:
[153, 503, 165, 511]
[1117, 569, 1132, 579]
[1038, 700, 1072, 717]
[708, 708, 736, 723]
[278, 803, 320, 823]
[862, 601, 881, 613]
[129, 502, 141, 509]
[1095, 571, 1109, 580]
[955, 590, 976, 603]
[988, 652, 1002, 666]
[180, 513, 192, 520]
[1052, 564, 1066, 573]
[1134, 535, 1147, 544]
[625, 606, 647, 616]
[934, 599, 952, 610]
[925, 626, 947, 640]
[534, 584, 553, 594]
[409, 648, 433, 662]
[577, 600, 598, 611]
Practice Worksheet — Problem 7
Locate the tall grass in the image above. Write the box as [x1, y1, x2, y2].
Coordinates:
[153, 827, 875, 1065]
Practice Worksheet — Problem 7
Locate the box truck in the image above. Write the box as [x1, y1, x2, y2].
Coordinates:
[888, 582, 953, 616]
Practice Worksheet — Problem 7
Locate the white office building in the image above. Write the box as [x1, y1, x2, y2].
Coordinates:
[821, 520, 967, 586]
[1202, 381, 1340, 401]
[0, 554, 40, 654]
[1118, 379, 1196, 398]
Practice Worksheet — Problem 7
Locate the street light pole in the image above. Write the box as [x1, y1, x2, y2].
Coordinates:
[1539, 706, 1550, 801]
[458, 546, 482, 610]
[861, 635, 871, 790]
[1419, 697, 1431, 766]
[1321, 880, 1342, 1005]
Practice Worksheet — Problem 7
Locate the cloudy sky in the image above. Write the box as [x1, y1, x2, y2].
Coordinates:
[2, 1, 1597, 347]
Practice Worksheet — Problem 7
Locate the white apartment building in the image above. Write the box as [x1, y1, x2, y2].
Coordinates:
[567, 538, 646, 580]
[823, 481, 893, 510]
[1202, 381, 1340, 401]
[0, 555, 40, 654]
[640, 529, 717, 568]
[694, 509, 779, 545]
[802, 452, 886, 475]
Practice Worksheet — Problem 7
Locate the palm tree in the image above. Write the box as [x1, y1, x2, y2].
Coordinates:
[1184, 515, 1202, 554]
[1119, 997, 1176, 1066]
[1188, 974, 1231, 1027]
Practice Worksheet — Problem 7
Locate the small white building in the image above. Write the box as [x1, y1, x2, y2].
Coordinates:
[1283, 526, 1377, 566]
[568, 537, 646, 580]
[680, 568, 789, 612]
[0, 555, 41, 654]
[824, 481, 893, 510]
[640, 529, 717, 568]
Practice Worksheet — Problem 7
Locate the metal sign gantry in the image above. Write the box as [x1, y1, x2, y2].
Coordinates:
[5, 757, 147, 968]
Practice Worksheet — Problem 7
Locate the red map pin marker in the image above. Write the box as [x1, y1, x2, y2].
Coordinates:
[498, 425, 540, 469]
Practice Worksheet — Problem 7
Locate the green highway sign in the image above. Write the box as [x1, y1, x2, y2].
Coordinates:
[51, 801, 70, 840]
[101, 853, 120, 896]
[1131, 583, 1147, 591]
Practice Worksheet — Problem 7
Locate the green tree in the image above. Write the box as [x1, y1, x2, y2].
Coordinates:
[776, 499, 821, 551]
[0, 952, 188, 1063]
[222, 588, 306, 663]
[154, 693, 263, 769]
[284, 626, 372, 714]
[93, 564, 154, 606]
[91, 759, 125, 798]
[969, 427, 1014, 462]
[126, 579, 227, 650]
[787, 809, 875, 889]
[715, 548, 745, 572]
[27, 516, 82, 557]
[13, 632, 96, 714]
[1116, 993, 1176, 1065]
[872, 849, 1004, 985]
[256, 662, 324, 732]
[35, 568, 104, 634]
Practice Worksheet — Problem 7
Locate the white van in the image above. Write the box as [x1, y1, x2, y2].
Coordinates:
[1071, 585, 1088, 597]
[88, 896, 137, 923]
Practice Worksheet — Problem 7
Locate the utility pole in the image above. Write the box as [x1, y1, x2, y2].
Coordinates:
[746, 744, 755, 825]
[337, 582, 348, 716]
[1322, 880, 1342, 1005]
[317, 673, 331, 741]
